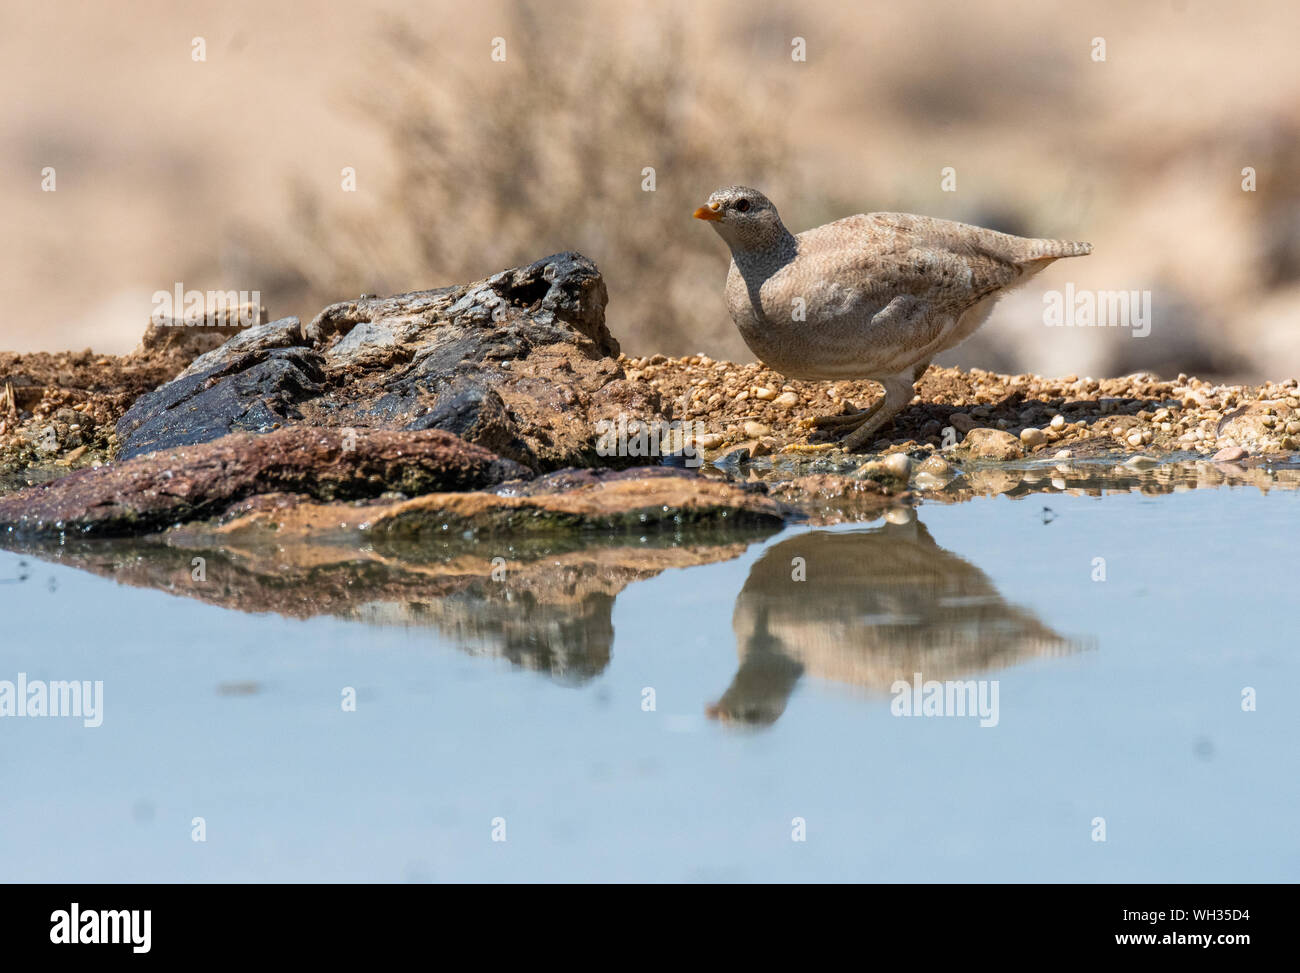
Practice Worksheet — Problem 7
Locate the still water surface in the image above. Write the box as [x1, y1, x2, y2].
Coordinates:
[1, 477, 1296, 881]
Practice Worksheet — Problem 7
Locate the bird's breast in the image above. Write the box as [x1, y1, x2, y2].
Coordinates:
[724, 261, 890, 379]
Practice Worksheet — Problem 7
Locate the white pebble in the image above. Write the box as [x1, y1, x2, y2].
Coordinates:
[883, 453, 913, 478]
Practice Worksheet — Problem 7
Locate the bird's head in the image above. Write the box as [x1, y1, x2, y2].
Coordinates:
[694, 186, 787, 252]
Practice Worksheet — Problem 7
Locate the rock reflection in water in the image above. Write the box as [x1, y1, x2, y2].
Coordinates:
[709, 516, 1085, 726]
[354, 575, 617, 684]
[8, 532, 768, 684]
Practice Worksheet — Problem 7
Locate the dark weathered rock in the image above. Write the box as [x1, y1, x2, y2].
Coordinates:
[114, 253, 628, 469]
[405, 377, 522, 462]
[115, 317, 317, 459]
[116, 339, 324, 459]
[0, 426, 527, 537]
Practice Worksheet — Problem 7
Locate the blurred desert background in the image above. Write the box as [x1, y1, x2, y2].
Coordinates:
[3, 0, 1298, 380]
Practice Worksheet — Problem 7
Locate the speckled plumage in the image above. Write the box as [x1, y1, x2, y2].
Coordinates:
[695, 186, 1092, 449]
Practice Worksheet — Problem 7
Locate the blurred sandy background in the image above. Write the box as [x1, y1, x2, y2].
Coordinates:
[3, 0, 1298, 380]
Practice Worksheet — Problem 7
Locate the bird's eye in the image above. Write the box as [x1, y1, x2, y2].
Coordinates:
[735, 199, 751, 213]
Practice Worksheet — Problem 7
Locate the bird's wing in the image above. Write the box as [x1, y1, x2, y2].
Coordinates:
[809, 212, 1082, 320]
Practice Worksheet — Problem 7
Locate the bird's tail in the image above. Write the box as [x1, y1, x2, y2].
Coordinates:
[1025, 238, 1093, 260]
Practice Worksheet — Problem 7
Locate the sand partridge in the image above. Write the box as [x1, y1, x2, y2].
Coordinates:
[694, 186, 1091, 450]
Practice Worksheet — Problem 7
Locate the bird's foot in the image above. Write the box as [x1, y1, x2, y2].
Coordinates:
[836, 376, 916, 453]
[811, 410, 871, 429]
[811, 399, 882, 430]
[840, 409, 894, 452]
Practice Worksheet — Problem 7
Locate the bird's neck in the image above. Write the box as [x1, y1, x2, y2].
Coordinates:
[730, 228, 798, 281]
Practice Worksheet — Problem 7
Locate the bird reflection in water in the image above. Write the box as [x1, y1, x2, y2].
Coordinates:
[708, 513, 1085, 726]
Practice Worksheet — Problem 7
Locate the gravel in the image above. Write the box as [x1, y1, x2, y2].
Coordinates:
[625, 356, 1300, 461]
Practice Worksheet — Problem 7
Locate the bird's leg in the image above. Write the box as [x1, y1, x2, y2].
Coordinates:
[840, 375, 916, 452]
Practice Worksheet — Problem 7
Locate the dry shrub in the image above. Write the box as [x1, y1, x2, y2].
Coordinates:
[274, 1, 796, 357]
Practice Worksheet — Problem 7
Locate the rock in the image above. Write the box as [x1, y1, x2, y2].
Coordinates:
[1211, 445, 1248, 462]
[0, 426, 527, 537]
[24, 424, 59, 456]
[743, 421, 771, 438]
[695, 432, 723, 450]
[178, 315, 307, 373]
[115, 253, 623, 470]
[882, 453, 913, 478]
[773, 391, 800, 409]
[716, 439, 768, 463]
[1020, 427, 1046, 448]
[1217, 400, 1297, 453]
[116, 330, 325, 460]
[405, 377, 522, 462]
[857, 454, 915, 483]
[918, 418, 943, 439]
[918, 454, 953, 475]
[1049, 415, 1066, 430]
[712, 445, 751, 471]
[135, 303, 269, 360]
[959, 428, 1024, 460]
[372, 469, 787, 536]
[754, 387, 776, 401]
[114, 466, 786, 540]
[949, 412, 978, 433]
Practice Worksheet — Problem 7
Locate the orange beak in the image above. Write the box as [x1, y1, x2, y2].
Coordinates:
[693, 203, 722, 221]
